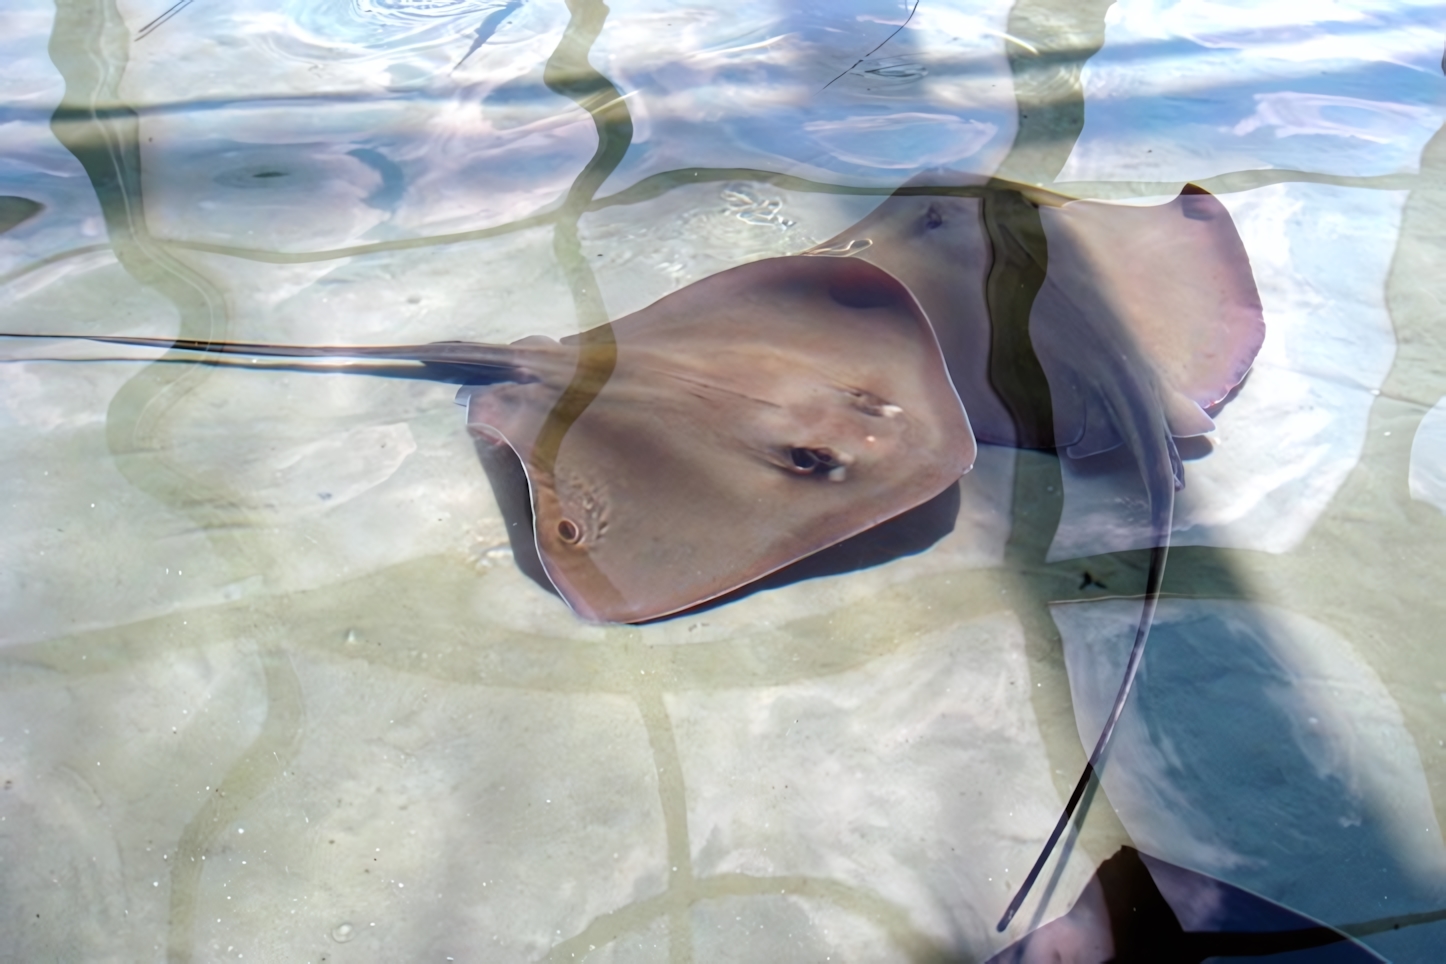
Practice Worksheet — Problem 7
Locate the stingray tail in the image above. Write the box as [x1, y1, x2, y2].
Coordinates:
[997, 368, 1177, 933]
[0, 331, 540, 382]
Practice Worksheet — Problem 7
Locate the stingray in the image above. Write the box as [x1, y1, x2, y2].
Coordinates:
[806, 172, 1264, 928]
[988, 846, 1387, 963]
[809, 175, 1263, 463]
[1, 254, 975, 624]
[5, 174, 1265, 939]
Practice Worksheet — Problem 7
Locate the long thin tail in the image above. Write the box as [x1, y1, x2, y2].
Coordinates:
[996, 376, 1178, 933]
[996, 537, 1170, 931]
[0, 331, 533, 379]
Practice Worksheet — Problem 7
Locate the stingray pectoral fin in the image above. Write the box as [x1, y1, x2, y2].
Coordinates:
[1060, 390, 1216, 460]
[1031, 185, 1262, 459]
[534, 389, 972, 623]
[1163, 389, 1216, 438]
[1030, 276, 1137, 460]
[522, 255, 974, 623]
[1025, 275, 1098, 453]
[808, 183, 1017, 448]
[461, 346, 580, 448]
[1039, 186, 1265, 416]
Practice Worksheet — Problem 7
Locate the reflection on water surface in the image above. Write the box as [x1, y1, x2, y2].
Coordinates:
[2, 0, 1446, 960]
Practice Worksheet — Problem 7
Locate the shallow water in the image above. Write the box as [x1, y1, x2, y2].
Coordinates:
[2, 0, 1446, 960]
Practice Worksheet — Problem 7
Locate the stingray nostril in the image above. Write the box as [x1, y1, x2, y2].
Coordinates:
[556, 519, 582, 544]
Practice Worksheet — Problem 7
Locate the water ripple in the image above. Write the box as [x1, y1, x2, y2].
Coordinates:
[355, 0, 504, 23]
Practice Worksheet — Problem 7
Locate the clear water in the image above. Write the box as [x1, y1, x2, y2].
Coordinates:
[2, 0, 1445, 960]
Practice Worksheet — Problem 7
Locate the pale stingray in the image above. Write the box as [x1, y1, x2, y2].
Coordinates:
[808, 172, 1264, 927]
[1, 255, 975, 624]
[809, 174, 1264, 461]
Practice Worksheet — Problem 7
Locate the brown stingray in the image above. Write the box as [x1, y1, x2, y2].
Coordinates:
[3, 179, 1258, 630]
[808, 172, 1264, 928]
[1, 254, 975, 624]
[4, 177, 1267, 927]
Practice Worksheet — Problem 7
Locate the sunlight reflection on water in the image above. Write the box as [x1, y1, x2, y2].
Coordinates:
[2, 0, 1446, 960]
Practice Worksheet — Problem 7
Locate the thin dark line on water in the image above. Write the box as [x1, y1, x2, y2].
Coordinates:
[819, 0, 920, 92]
[137, 0, 197, 40]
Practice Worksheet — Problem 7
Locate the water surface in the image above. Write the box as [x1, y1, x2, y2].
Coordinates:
[3, 0, 1446, 960]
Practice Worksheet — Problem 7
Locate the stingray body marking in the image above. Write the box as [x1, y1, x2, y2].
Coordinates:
[808, 173, 1264, 928]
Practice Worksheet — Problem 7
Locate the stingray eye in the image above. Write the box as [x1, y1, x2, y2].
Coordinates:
[790, 447, 823, 471]
[787, 446, 850, 482]
[556, 518, 582, 544]
[924, 203, 945, 230]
